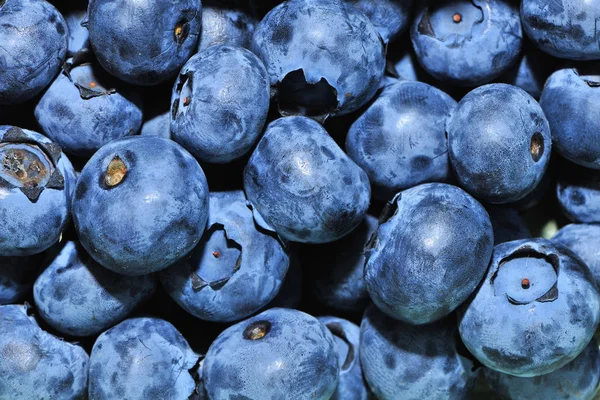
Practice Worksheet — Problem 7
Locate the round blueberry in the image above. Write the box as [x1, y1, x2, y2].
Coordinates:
[345, 0, 414, 43]
[553, 224, 600, 288]
[197, 4, 257, 52]
[556, 160, 600, 223]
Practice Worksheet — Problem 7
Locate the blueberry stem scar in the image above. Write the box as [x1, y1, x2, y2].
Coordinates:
[521, 278, 530, 289]
[453, 13, 462, 23]
[104, 156, 127, 187]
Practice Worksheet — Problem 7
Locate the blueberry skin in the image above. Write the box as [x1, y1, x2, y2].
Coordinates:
[89, 317, 199, 400]
[35, 59, 144, 157]
[345, 0, 413, 43]
[553, 224, 600, 287]
[86, 0, 202, 86]
[556, 161, 600, 223]
[484, 340, 600, 400]
[203, 308, 339, 400]
[539, 68, 600, 169]
[252, 0, 385, 118]
[459, 238, 600, 377]
[0, 255, 42, 305]
[0, 126, 76, 256]
[72, 136, 209, 275]
[498, 45, 555, 99]
[360, 305, 477, 400]
[161, 190, 289, 322]
[411, 0, 522, 87]
[364, 183, 493, 324]
[0, 0, 67, 105]
[346, 81, 456, 200]
[318, 316, 368, 400]
[0, 304, 89, 400]
[447, 84, 552, 204]
[140, 111, 171, 138]
[197, 4, 256, 52]
[64, 9, 89, 55]
[244, 116, 371, 244]
[486, 206, 531, 245]
[521, 0, 600, 60]
[171, 45, 270, 163]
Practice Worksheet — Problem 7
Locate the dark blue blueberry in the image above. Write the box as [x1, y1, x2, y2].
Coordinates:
[86, 0, 202, 85]
[459, 238, 600, 377]
[411, 0, 522, 87]
[364, 183, 493, 324]
[72, 136, 209, 275]
[140, 111, 171, 138]
[447, 84, 552, 204]
[197, 4, 256, 51]
[498, 43, 556, 99]
[486, 206, 531, 245]
[360, 305, 478, 400]
[0, 0, 67, 104]
[345, 0, 413, 43]
[252, 0, 385, 119]
[64, 9, 89, 55]
[346, 81, 456, 200]
[203, 308, 339, 399]
[0, 304, 89, 399]
[171, 45, 270, 163]
[244, 116, 371, 244]
[556, 160, 600, 223]
[0, 254, 42, 305]
[553, 224, 600, 288]
[89, 317, 199, 400]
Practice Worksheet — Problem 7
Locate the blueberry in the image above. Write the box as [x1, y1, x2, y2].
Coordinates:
[64, 9, 89, 55]
[498, 43, 556, 100]
[447, 84, 552, 204]
[539, 67, 600, 169]
[486, 206, 531, 245]
[89, 317, 199, 400]
[171, 45, 270, 163]
[244, 116, 371, 244]
[553, 224, 600, 288]
[360, 305, 478, 400]
[0, 304, 89, 399]
[365, 183, 493, 324]
[0, 0, 67, 105]
[459, 238, 600, 377]
[203, 308, 339, 399]
[345, 0, 414, 43]
[161, 190, 289, 322]
[318, 316, 368, 400]
[484, 339, 600, 400]
[0, 254, 42, 305]
[140, 111, 171, 138]
[197, 3, 257, 52]
[72, 136, 209, 275]
[0, 126, 76, 256]
[411, 0, 522, 87]
[556, 160, 600, 223]
[252, 0, 386, 119]
[86, 0, 202, 86]
[35, 57, 143, 157]
[346, 81, 456, 200]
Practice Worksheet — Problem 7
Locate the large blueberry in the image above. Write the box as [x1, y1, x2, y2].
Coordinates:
[459, 238, 600, 377]
[553, 224, 600, 287]
[411, 0, 522, 87]
[346, 81, 456, 200]
[161, 190, 289, 322]
[0, 254, 42, 305]
[197, 3, 256, 51]
[344, 0, 413, 43]
[486, 206, 531, 245]
[72, 136, 209, 275]
[0, 304, 89, 399]
[0, 126, 76, 256]
[0, 0, 67, 104]
[140, 111, 171, 138]
[203, 308, 339, 399]
[86, 0, 202, 85]
[252, 0, 385, 119]
[35, 57, 143, 157]
[556, 160, 600, 223]
[364, 183, 493, 324]
[447, 84, 551, 204]
[360, 305, 478, 400]
[244, 116, 371, 243]
[539, 68, 600, 169]
[64, 8, 89, 55]
[171, 45, 270, 163]
[89, 317, 199, 399]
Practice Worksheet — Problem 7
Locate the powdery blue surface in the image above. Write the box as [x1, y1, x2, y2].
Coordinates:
[345, 0, 413, 43]
[556, 161, 600, 223]
[197, 5, 256, 51]
[64, 9, 89, 55]
[553, 223, 600, 288]
[140, 111, 171, 138]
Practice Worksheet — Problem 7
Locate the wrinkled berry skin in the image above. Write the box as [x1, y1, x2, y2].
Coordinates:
[89, 317, 199, 400]
[161, 191, 289, 322]
[86, 0, 202, 86]
[203, 308, 339, 400]
[197, 4, 256, 51]
[252, 0, 385, 118]
[0, 255, 41, 305]
[521, 0, 600, 60]
[171, 45, 270, 163]
[345, 0, 414, 43]
[318, 316, 368, 400]
[447, 84, 551, 204]
[485, 340, 600, 400]
[346, 81, 456, 200]
[411, 0, 522, 87]
[244, 116, 371, 244]
[0, 0, 67, 105]
[140, 111, 171, 138]
[0, 126, 76, 256]
[64, 9, 89, 55]
[0, 304, 89, 400]
[72, 136, 209, 275]
[34, 241, 157, 337]
[556, 161, 600, 223]
[35, 58, 143, 157]
[553, 224, 600, 287]
[360, 305, 478, 400]
[459, 238, 600, 377]
[486, 206, 531, 245]
[539, 68, 600, 169]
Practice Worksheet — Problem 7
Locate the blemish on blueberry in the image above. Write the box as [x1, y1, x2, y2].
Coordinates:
[243, 320, 271, 340]
[174, 19, 190, 45]
[530, 132, 544, 162]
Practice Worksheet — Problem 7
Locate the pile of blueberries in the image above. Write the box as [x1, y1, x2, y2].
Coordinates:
[2, 0, 600, 398]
